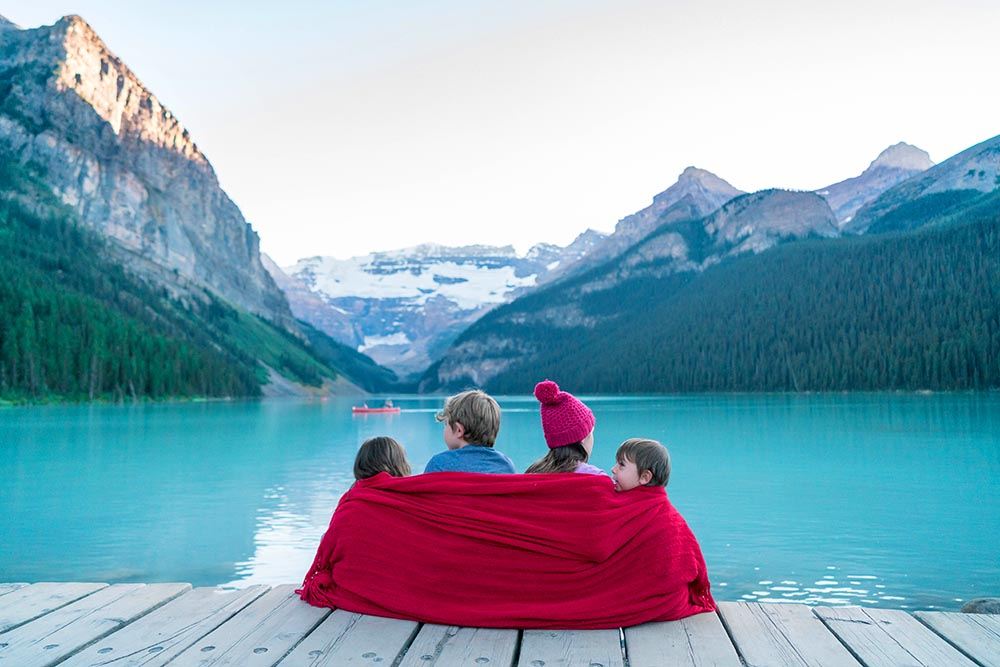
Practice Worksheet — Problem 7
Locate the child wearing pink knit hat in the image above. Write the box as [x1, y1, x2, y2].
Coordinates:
[525, 380, 609, 476]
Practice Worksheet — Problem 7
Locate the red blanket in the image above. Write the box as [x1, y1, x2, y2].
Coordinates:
[298, 472, 715, 629]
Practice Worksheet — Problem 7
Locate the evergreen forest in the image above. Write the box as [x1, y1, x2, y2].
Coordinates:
[0, 156, 395, 402]
[471, 191, 1000, 393]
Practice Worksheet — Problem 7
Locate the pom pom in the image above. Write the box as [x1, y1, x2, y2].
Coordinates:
[534, 379, 561, 405]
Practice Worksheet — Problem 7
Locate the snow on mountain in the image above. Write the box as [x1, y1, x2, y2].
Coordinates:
[279, 243, 580, 378]
[295, 248, 539, 310]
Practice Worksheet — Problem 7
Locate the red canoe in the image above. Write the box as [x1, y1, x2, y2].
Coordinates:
[352, 406, 401, 414]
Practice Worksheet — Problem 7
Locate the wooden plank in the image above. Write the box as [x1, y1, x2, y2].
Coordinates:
[814, 606, 979, 667]
[0, 583, 108, 634]
[0, 585, 28, 599]
[279, 610, 419, 666]
[60, 585, 270, 667]
[717, 601, 859, 666]
[0, 583, 189, 667]
[915, 611, 1000, 667]
[397, 623, 516, 667]
[624, 611, 741, 666]
[518, 629, 624, 667]
[168, 584, 329, 666]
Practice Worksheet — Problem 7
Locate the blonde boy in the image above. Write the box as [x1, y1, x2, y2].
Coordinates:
[611, 438, 671, 492]
[424, 390, 516, 474]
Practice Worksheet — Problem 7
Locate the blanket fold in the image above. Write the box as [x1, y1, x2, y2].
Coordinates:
[299, 472, 714, 629]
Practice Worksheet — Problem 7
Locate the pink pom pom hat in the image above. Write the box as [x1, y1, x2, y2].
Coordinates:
[534, 379, 596, 448]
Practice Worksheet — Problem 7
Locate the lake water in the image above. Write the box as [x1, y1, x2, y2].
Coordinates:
[2, 393, 998, 611]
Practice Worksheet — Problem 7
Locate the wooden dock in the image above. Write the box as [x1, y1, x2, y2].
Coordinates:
[0, 582, 997, 666]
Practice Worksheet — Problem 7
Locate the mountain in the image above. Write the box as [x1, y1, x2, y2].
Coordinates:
[421, 188, 838, 390]
[816, 142, 933, 224]
[0, 15, 398, 399]
[846, 134, 1000, 234]
[550, 167, 744, 280]
[497, 191, 1000, 392]
[0, 14, 291, 326]
[426, 184, 1000, 394]
[278, 242, 586, 378]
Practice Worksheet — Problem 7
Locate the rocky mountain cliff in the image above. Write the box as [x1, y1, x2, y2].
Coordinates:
[0, 14, 292, 326]
[846, 134, 1000, 234]
[422, 188, 839, 390]
[277, 242, 595, 378]
[816, 142, 932, 224]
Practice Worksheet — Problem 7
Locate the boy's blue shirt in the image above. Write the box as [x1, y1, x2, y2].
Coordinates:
[423, 445, 516, 474]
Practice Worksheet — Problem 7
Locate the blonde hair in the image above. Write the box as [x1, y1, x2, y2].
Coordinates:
[435, 389, 501, 446]
[354, 436, 412, 480]
[525, 442, 589, 474]
[616, 438, 671, 487]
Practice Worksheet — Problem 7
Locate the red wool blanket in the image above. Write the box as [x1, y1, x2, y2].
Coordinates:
[298, 472, 715, 629]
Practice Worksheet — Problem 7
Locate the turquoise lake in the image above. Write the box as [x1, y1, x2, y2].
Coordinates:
[2, 393, 998, 611]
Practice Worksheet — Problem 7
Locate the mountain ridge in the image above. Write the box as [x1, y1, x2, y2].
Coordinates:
[554, 166, 744, 278]
[815, 142, 933, 224]
[847, 134, 1000, 233]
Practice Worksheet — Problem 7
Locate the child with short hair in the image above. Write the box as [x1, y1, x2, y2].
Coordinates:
[354, 436, 412, 480]
[611, 438, 671, 491]
[424, 389, 516, 474]
[525, 380, 608, 476]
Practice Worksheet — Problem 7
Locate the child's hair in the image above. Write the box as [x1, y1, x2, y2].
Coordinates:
[434, 389, 501, 446]
[354, 436, 412, 480]
[616, 438, 671, 487]
[525, 442, 590, 474]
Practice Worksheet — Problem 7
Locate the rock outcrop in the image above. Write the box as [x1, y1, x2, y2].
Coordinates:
[0, 14, 293, 326]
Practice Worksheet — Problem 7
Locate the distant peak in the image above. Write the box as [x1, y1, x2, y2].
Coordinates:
[55, 14, 91, 31]
[57, 14, 89, 26]
[51, 14, 105, 44]
[651, 167, 743, 207]
[676, 166, 742, 192]
[679, 166, 714, 180]
[574, 228, 608, 241]
[869, 142, 933, 171]
[0, 14, 19, 30]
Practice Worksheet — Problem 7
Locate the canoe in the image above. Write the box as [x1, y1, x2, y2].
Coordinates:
[352, 406, 401, 414]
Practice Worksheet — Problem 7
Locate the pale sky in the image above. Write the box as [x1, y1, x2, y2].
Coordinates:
[7, 1, 1000, 264]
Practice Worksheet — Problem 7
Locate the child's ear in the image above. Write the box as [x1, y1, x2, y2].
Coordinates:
[639, 469, 653, 485]
[453, 421, 466, 439]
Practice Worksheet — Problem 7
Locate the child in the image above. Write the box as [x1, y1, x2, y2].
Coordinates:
[611, 438, 671, 491]
[525, 380, 607, 476]
[424, 389, 516, 474]
[354, 436, 412, 480]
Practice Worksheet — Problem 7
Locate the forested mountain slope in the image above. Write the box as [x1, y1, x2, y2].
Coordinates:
[0, 158, 396, 401]
[423, 186, 999, 393]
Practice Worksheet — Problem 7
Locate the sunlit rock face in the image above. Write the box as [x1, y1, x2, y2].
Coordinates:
[276, 242, 597, 378]
[816, 143, 933, 225]
[0, 14, 292, 325]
